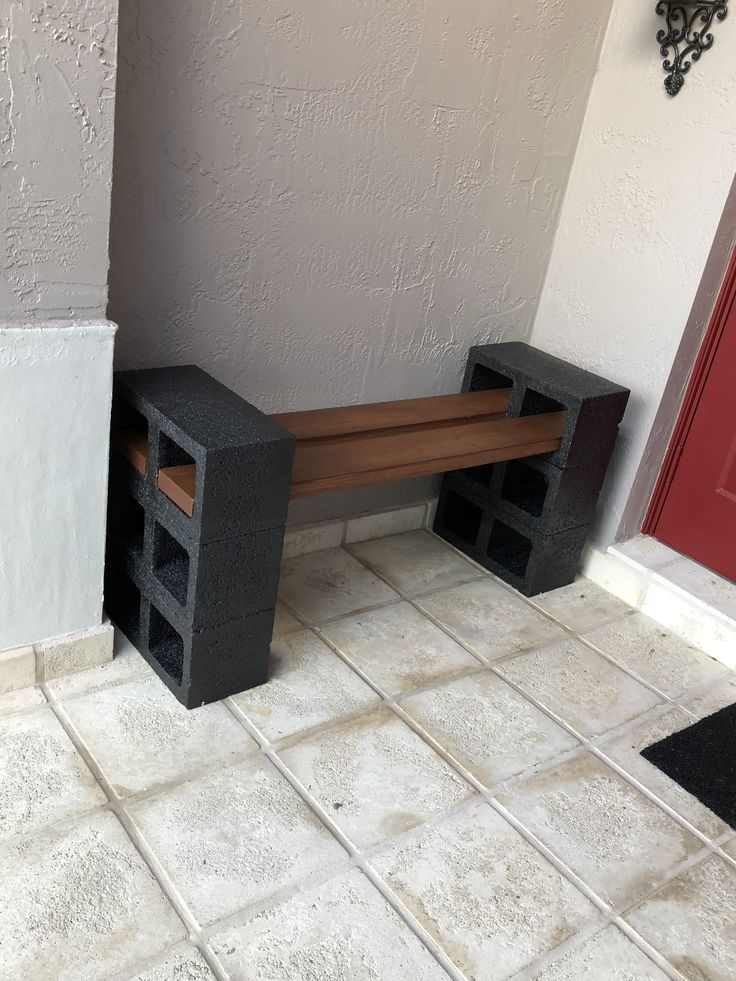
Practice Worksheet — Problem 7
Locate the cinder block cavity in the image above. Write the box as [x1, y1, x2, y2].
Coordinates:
[438, 488, 484, 548]
[153, 523, 190, 606]
[487, 518, 533, 578]
[501, 459, 548, 517]
[149, 604, 185, 685]
[158, 430, 195, 470]
[108, 488, 145, 554]
[104, 573, 142, 645]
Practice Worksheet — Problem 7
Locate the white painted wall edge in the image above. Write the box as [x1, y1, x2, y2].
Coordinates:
[1, 319, 117, 650]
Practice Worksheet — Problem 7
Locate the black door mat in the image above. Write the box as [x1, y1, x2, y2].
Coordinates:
[641, 702, 736, 829]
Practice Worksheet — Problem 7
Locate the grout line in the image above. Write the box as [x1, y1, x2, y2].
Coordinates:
[40, 681, 230, 981]
[22, 527, 734, 980]
[281, 543, 731, 846]
[217, 698, 463, 979]
[278, 545, 733, 967]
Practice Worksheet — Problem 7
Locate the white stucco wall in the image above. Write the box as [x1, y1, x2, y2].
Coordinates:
[1, 2, 118, 653]
[531, 0, 736, 547]
[0, 323, 115, 649]
[1, 0, 118, 318]
[109, 0, 612, 520]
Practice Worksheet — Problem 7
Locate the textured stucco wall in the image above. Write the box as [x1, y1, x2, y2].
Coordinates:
[531, 0, 736, 547]
[109, 0, 612, 521]
[0, 0, 118, 317]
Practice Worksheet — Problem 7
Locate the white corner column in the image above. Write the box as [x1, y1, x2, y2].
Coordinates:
[0, 321, 116, 679]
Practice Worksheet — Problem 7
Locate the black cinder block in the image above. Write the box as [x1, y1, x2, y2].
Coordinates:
[147, 525, 284, 631]
[433, 479, 588, 596]
[483, 513, 588, 597]
[464, 342, 629, 468]
[452, 454, 610, 535]
[105, 365, 293, 708]
[113, 365, 295, 542]
[143, 600, 273, 708]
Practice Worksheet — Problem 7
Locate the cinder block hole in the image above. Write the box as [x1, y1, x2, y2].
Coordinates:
[153, 523, 189, 605]
[442, 490, 483, 546]
[158, 431, 195, 469]
[487, 519, 532, 577]
[463, 463, 495, 488]
[109, 493, 145, 553]
[106, 575, 141, 639]
[501, 461, 549, 517]
[519, 389, 565, 417]
[148, 605, 184, 685]
[111, 403, 149, 474]
[469, 364, 514, 393]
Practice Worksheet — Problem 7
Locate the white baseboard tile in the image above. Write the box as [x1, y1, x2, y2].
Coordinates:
[35, 619, 114, 682]
[0, 645, 36, 694]
[582, 540, 736, 670]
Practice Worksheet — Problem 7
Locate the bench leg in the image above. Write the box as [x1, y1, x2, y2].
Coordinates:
[104, 366, 294, 708]
[434, 343, 629, 596]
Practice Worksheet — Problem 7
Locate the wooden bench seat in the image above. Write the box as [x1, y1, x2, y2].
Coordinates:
[112, 389, 566, 516]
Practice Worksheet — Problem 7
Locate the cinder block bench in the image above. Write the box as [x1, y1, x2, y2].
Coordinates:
[105, 343, 628, 707]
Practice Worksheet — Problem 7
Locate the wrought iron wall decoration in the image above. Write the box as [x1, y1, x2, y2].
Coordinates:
[655, 0, 729, 95]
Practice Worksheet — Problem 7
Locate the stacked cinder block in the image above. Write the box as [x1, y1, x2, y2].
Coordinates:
[105, 366, 294, 708]
[434, 343, 629, 596]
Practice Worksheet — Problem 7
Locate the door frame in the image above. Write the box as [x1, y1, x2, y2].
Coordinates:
[643, 244, 736, 534]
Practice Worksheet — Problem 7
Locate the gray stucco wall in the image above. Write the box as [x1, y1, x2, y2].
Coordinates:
[109, 0, 612, 522]
[1, 1, 118, 318]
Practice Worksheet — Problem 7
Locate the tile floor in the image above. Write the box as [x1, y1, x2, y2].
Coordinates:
[2, 529, 736, 980]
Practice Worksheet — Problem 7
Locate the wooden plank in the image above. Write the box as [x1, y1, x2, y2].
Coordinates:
[290, 412, 566, 489]
[157, 465, 196, 517]
[118, 405, 565, 511]
[290, 437, 563, 498]
[112, 430, 148, 475]
[154, 411, 565, 508]
[273, 389, 512, 440]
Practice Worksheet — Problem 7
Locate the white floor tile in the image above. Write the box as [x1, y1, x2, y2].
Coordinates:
[372, 801, 596, 980]
[230, 629, 380, 742]
[279, 707, 475, 849]
[272, 603, 302, 639]
[624, 854, 736, 980]
[127, 757, 347, 926]
[417, 578, 566, 662]
[400, 671, 578, 789]
[0, 684, 46, 717]
[348, 530, 482, 595]
[0, 811, 184, 981]
[496, 638, 663, 738]
[279, 548, 399, 622]
[63, 675, 257, 797]
[530, 580, 631, 632]
[321, 601, 479, 696]
[209, 868, 447, 980]
[532, 924, 669, 980]
[583, 612, 729, 698]
[679, 676, 736, 719]
[45, 630, 152, 699]
[498, 752, 702, 911]
[596, 709, 729, 839]
[123, 945, 216, 981]
[0, 707, 105, 841]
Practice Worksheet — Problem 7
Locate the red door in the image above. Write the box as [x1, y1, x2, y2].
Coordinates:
[648, 248, 736, 582]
